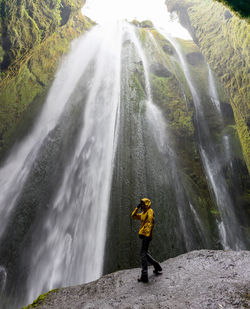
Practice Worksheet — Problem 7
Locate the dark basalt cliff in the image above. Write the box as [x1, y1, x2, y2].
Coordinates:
[0, 0, 94, 158]
[21, 250, 250, 309]
[165, 0, 250, 172]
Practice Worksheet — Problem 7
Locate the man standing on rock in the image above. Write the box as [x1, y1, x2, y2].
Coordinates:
[131, 198, 162, 283]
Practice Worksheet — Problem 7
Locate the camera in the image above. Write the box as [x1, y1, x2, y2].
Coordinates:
[137, 202, 143, 209]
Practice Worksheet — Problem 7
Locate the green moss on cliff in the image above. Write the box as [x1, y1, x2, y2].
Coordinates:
[20, 289, 58, 309]
[150, 74, 194, 138]
[131, 19, 154, 29]
[0, 1, 87, 68]
[0, 2, 93, 158]
[1, 0, 57, 68]
[177, 38, 209, 95]
[151, 70, 211, 204]
[166, 0, 250, 172]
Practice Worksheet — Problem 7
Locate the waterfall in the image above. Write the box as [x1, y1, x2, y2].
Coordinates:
[157, 29, 247, 250]
[0, 22, 122, 307]
[0, 34, 100, 238]
[25, 23, 122, 303]
[0, 28, 108, 238]
[0, 2, 249, 307]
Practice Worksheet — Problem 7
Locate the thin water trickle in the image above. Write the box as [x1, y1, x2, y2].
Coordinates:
[207, 64, 232, 166]
[0, 266, 7, 294]
[201, 147, 244, 249]
[189, 203, 210, 247]
[207, 65, 221, 112]
[217, 220, 230, 250]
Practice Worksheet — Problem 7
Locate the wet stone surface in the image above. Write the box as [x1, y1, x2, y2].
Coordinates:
[32, 250, 250, 309]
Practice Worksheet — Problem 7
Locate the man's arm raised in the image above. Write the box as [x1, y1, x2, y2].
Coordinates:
[131, 206, 141, 220]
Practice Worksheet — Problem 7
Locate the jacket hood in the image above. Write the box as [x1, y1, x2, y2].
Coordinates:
[141, 198, 151, 210]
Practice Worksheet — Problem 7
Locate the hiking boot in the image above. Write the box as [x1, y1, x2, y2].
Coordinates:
[153, 265, 162, 274]
[138, 274, 148, 283]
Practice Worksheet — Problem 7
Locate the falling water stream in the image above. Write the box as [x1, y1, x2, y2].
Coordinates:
[0, 22, 123, 307]
[207, 65, 222, 113]
[25, 23, 123, 303]
[207, 64, 232, 166]
[156, 29, 247, 250]
[126, 26, 196, 252]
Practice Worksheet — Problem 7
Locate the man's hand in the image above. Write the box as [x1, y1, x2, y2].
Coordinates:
[137, 203, 142, 210]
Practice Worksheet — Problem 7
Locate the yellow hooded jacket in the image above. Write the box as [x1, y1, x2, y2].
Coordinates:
[131, 198, 154, 239]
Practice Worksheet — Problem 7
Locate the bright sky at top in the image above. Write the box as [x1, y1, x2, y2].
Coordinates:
[82, 0, 192, 40]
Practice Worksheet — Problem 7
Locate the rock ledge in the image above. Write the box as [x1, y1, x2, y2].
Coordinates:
[25, 250, 250, 309]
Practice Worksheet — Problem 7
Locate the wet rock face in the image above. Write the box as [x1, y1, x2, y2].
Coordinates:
[224, 9, 232, 20]
[186, 52, 204, 65]
[27, 250, 250, 309]
[150, 63, 172, 78]
[162, 44, 174, 55]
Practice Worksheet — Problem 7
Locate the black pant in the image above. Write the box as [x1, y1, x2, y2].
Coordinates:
[140, 235, 161, 276]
